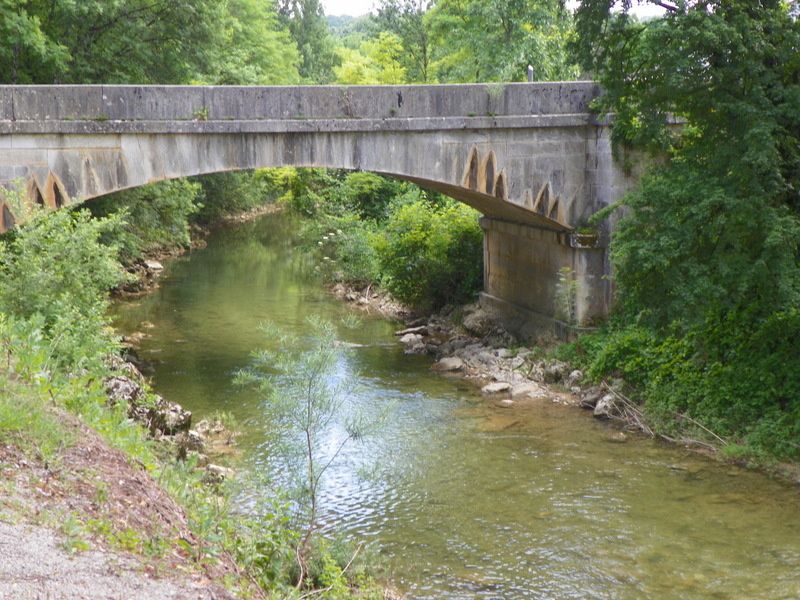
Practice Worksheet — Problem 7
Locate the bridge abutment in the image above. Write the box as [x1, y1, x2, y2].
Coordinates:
[479, 217, 610, 341]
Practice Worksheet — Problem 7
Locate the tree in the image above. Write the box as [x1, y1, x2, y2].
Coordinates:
[0, 0, 300, 85]
[373, 0, 433, 82]
[235, 317, 369, 588]
[334, 31, 407, 84]
[426, 0, 578, 82]
[0, 0, 68, 84]
[206, 0, 301, 85]
[278, 0, 340, 83]
[570, 0, 800, 458]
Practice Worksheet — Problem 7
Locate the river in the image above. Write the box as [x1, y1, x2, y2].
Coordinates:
[112, 214, 800, 599]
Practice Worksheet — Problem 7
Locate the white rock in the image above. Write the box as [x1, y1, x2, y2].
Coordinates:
[593, 394, 618, 419]
[432, 357, 465, 372]
[496, 399, 514, 408]
[481, 382, 512, 394]
[144, 260, 164, 271]
[566, 369, 584, 387]
[510, 383, 540, 399]
[399, 333, 423, 345]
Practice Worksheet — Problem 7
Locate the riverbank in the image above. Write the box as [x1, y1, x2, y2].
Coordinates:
[331, 284, 800, 486]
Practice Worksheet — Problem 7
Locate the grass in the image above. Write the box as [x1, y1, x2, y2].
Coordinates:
[0, 379, 72, 465]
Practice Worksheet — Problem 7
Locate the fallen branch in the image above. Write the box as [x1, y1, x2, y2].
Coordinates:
[600, 381, 728, 451]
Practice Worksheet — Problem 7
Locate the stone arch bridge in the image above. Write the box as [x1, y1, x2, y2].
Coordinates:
[0, 82, 640, 339]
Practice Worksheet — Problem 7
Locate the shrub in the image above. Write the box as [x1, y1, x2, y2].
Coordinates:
[375, 199, 483, 309]
[0, 209, 124, 369]
[340, 171, 403, 221]
[304, 213, 381, 286]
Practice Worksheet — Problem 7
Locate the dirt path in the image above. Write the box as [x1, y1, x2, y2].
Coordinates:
[0, 520, 226, 599]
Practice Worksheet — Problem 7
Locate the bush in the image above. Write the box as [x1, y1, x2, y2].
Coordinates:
[340, 171, 403, 221]
[375, 199, 483, 309]
[578, 309, 800, 461]
[303, 213, 381, 286]
[0, 209, 124, 369]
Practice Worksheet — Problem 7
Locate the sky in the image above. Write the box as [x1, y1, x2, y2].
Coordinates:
[321, 0, 665, 18]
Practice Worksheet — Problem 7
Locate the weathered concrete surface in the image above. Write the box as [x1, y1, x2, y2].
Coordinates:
[0, 82, 644, 334]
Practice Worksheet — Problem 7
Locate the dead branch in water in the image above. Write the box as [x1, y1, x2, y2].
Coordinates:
[600, 381, 728, 451]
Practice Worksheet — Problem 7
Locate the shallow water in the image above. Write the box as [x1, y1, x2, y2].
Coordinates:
[112, 215, 800, 599]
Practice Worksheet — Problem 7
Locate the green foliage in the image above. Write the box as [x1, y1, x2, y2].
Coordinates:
[279, 0, 340, 83]
[89, 180, 201, 264]
[192, 171, 277, 225]
[375, 199, 483, 309]
[426, 0, 578, 82]
[339, 172, 404, 221]
[208, 0, 301, 85]
[0, 0, 300, 86]
[236, 316, 373, 588]
[334, 31, 407, 84]
[373, 0, 432, 82]
[306, 215, 381, 285]
[0, 209, 123, 369]
[280, 168, 343, 217]
[0, 315, 72, 463]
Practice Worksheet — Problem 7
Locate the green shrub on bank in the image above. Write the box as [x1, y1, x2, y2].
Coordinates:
[0, 209, 124, 370]
[304, 213, 381, 286]
[375, 199, 483, 309]
[560, 311, 800, 461]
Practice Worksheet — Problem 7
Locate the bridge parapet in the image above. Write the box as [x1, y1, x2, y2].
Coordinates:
[0, 82, 600, 123]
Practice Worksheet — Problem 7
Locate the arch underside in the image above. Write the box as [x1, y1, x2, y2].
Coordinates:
[1, 130, 578, 233]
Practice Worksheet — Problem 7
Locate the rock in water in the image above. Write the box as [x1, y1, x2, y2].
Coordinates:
[399, 333, 423, 345]
[432, 357, 465, 372]
[593, 394, 618, 419]
[482, 382, 512, 394]
[511, 383, 541, 399]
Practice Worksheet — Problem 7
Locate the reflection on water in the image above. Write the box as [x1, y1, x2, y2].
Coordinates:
[113, 214, 800, 599]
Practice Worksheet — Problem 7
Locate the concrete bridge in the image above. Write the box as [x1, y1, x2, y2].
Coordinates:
[0, 82, 640, 338]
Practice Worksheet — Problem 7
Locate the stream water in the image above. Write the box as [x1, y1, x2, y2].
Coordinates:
[112, 214, 800, 599]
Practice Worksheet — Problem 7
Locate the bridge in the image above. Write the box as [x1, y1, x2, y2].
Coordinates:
[0, 82, 641, 339]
